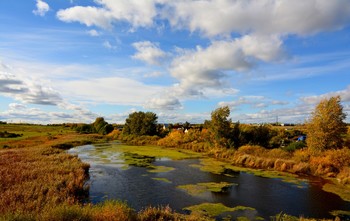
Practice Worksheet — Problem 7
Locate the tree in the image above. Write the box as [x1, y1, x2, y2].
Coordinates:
[123, 111, 158, 136]
[76, 117, 114, 135]
[306, 96, 347, 152]
[209, 106, 233, 148]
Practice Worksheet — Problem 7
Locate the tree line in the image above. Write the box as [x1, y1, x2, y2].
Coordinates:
[80, 96, 348, 153]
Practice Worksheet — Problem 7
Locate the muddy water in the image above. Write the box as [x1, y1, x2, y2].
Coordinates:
[68, 143, 350, 219]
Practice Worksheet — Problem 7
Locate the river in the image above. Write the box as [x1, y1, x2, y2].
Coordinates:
[68, 143, 350, 220]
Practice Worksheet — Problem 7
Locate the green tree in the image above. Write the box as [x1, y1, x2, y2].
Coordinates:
[123, 111, 158, 136]
[76, 117, 114, 135]
[209, 106, 233, 148]
[306, 96, 347, 152]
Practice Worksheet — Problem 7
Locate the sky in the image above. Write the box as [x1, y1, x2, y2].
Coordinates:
[0, 0, 350, 124]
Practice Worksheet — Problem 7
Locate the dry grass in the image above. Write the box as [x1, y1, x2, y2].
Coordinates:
[0, 131, 103, 216]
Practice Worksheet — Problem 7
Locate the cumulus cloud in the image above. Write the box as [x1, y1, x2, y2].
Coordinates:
[55, 0, 350, 111]
[168, 35, 284, 100]
[300, 85, 350, 104]
[33, 0, 50, 16]
[0, 71, 62, 105]
[163, 0, 350, 37]
[144, 96, 182, 110]
[132, 41, 167, 66]
[57, 0, 160, 29]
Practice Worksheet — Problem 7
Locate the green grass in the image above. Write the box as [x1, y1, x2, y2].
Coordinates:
[0, 124, 73, 143]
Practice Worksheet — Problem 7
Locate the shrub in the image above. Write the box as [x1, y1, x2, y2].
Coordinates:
[283, 142, 306, 152]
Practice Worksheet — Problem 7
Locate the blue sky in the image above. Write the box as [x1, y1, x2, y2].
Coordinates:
[0, 0, 349, 124]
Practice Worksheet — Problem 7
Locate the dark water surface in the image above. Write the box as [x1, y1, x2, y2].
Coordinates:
[68, 143, 350, 219]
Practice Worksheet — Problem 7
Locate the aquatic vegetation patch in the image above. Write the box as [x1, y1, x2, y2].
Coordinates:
[330, 210, 350, 219]
[192, 158, 306, 187]
[183, 203, 255, 217]
[147, 166, 175, 173]
[115, 144, 202, 160]
[199, 182, 236, 193]
[178, 184, 207, 196]
[152, 177, 172, 183]
[191, 158, 229, 175]
[178, 182, 236, 196]
[121, 152, 155, 168]
[323, 182, 350, 202]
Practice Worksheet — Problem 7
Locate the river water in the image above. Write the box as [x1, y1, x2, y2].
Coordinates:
[68, 143, 350, 220]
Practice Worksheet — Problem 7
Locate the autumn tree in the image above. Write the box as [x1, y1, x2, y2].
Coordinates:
[123, 111, 158, 136]
[306, 96, 347, 152]
[209, 106, 233, 148]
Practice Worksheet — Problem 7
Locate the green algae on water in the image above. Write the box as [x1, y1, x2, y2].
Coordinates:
[192, 158, 306, 187]
[177, 182, 236, 196]
[115, 144, 202, 160]
[152, 177, 172, 183]
[323, 182, 350, 202]
[148, 165, 175, 173]
[183, 203, 255, 217]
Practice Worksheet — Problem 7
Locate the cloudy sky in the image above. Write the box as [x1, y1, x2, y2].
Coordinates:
[0, 0, 350, 124]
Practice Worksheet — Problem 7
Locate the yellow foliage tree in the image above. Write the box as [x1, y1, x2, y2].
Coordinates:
[306, 96, 347, 153]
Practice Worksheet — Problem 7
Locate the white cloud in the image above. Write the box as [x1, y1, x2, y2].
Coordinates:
[132, 41, 167, 66]
[57, 0, 160, 30]
[59, 77, 165, 106]
[103, 40, 118, 50]
[1, 102, 98, 124]
[300, 85, 350, 104]
[0, 71, 62, 106]
[144, 96, 182, 110]
[8, 103, 26, 110]
[143, 71, 164, 78]
[219, 96, 289, 110]
[33, 0, 50, 17]
[168, 35, 284, 99]
[87, 29, 101, 37]
[164, 0, 350, 37]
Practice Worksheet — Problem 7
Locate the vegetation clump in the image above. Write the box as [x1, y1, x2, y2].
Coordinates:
[178, 182, 235, 196]
[183, 203, 255, 217]
[75, 117, 114, 135]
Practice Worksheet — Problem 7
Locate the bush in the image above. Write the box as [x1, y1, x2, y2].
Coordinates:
[283, 142, 306, 152]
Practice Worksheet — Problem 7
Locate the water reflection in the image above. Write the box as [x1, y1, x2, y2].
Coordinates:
[69, 144, 350, 219]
